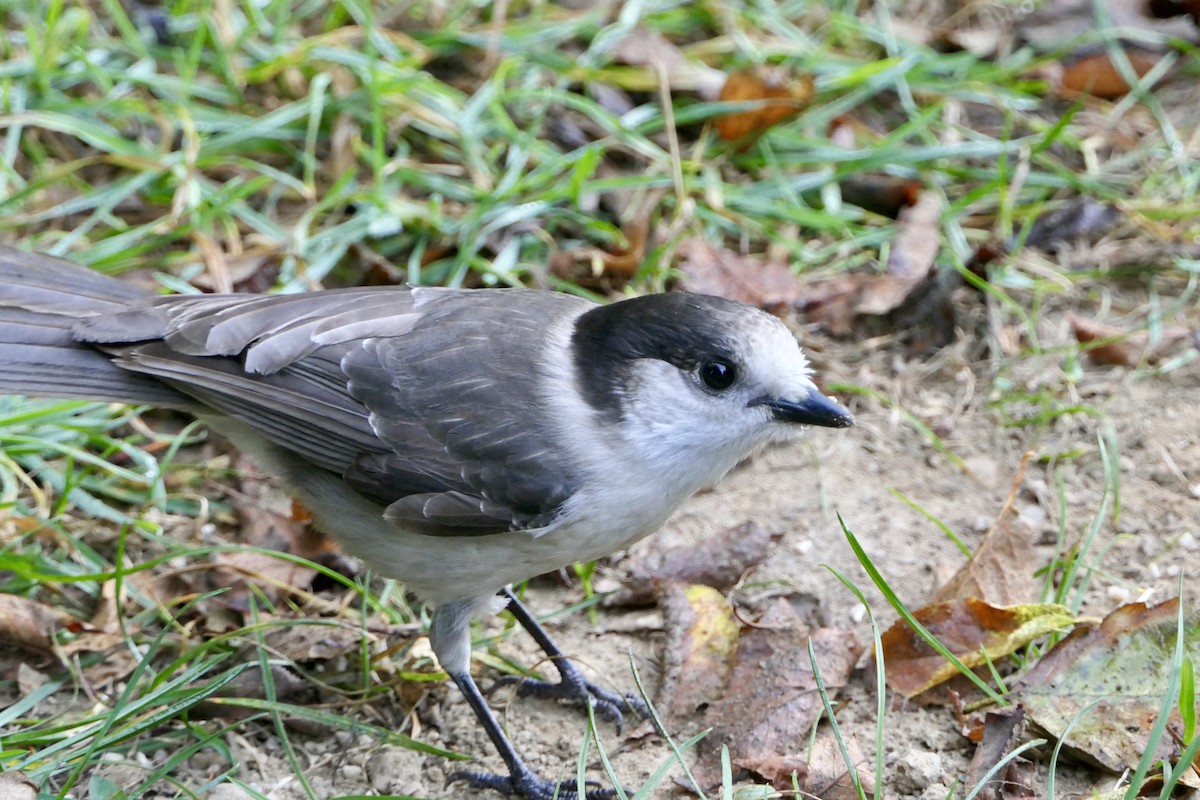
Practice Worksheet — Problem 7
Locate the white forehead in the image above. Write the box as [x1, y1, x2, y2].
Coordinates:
[730, 310, 813, 388]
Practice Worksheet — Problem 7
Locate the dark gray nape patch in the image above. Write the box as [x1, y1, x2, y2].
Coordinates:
[570, 292, 742, 420]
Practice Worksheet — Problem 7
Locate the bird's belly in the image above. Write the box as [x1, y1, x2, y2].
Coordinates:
[236, 426, 695, 607]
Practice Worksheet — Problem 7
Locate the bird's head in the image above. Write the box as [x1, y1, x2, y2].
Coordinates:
[571, 292, 852, 481]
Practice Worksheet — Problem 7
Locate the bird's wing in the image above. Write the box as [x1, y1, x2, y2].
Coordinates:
[74, 285, 591, 534]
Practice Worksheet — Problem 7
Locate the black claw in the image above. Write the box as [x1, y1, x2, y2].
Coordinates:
[492, 674, 648, 734]
[447, 769, 618, 800]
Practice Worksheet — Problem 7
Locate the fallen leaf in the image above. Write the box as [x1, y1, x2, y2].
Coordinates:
[737, 734, 875, 797]
[800, 191, 956, 349]
[1023, 197, 1123, 252]
[966, 708, 1029, 800]
[1057, 44, 1165, 98]
[801, 733, 877, 800]
[839, 175, 922, 219]
[675, 238, 801, 311]
[191, 663, 309, 722]
[263, 619, 371, 663]
[549, 187, 667, 285]
[813, 290, 960, 353]
[715, 67, 813, 142]
[607, 28, 726, 96]
[228, 474, 328, 561]
[934, 453, 1038, 607]
[881, 600, 1077, 698]
[687, 599, 862, 789]
[0, 594, 77, 653]
[82, 646, 142, 686]
[1070, 314, 1196, 367]
[210, 551, 318, 611]
[16, 662, 49, 696]
[608, 520, 781, 606]
[659, 584, 740, 724]
[0, 771, 37, 800]
[887, 191, 944, 280]
[1015, 598, 1200, 777]
[1016, 0, 1198, 53]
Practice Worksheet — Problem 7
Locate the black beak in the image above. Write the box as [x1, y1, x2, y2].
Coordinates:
[765, 392, 854, 428]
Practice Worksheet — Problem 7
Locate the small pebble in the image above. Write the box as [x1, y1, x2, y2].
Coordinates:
[1107, 586, 1131, 604]
[793, 539, 813, 555]
[1179, 532, 1197, 552]
[1148, 562, 1162, 579]
[208, 786, 255, 800]
[850, 603, 867, 623]
[1018, 504, 1046, 526]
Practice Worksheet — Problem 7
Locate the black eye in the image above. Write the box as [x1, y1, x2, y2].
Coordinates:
[700, 359, 737, 391]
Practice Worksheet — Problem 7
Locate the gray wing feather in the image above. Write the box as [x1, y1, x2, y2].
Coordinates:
[73, 285, 592, 535]
[341, 289, 590, 531]
[114, 344, 384, 474]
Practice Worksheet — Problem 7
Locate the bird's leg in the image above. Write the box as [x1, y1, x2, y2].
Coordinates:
[433, 600, 619, 800]
[495, 587, 650, 732]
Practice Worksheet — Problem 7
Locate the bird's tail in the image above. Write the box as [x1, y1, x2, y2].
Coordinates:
[0, 246, 187, 406]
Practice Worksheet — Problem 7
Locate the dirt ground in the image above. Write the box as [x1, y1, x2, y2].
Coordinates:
[80, 297, 1190, 800]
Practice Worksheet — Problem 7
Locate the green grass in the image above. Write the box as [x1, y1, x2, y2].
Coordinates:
[1, 0, 1198, 797]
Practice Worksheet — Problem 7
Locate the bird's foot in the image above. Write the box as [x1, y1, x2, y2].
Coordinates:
[447, 769, 623, 800]
[494, 670, 649, 733]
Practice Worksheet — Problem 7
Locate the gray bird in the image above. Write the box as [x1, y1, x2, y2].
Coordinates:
[0, 245, 853, 799]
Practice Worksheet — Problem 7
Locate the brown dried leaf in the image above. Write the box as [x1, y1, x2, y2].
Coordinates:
[191, 664, 309, 722]
[1072, 316, 1146, 367]
[607, 28, 726, 95]
[738, 734, 874, 797]
[1057, 45, 1165, 98]
[124, 568, 194, 616]
[1016, 0, 1196, 97]
[936, 515, 1036, 607]
[967, 708, 1029, 800]
[715, 68, 813, 142]
[82, 646, 142, 686]
[609, 520, 781, 606]
[1024, 198, 1122, 251]
[675, 238, 800, 311]
[1070, 314, 1196, 367]
[934, 453, 1037, 607]
[887, 191, 944, 280]
[263, 620, 368, 663]
[799, 733, 877, 800]
[1016, 598, 1200, 777]
[659, 584, 740, 724]
[0, 594, 76, 653]
[209, 551, 318, 610]
[228, 479, 326, 560]
[549, 187, 667, 286]
[881, 600, 1076, 698]
[688, 600, 863, 789]
[59, 628, 127, 657]
[1018, 0, 1199, 50]
[16, 662, 49, 696]
[800, 192, 956, 349]
[839, 175, 922, 219]
[0, 771, 37, 800]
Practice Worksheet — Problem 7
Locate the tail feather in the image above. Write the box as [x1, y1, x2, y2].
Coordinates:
[0, 247, 191, 407]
